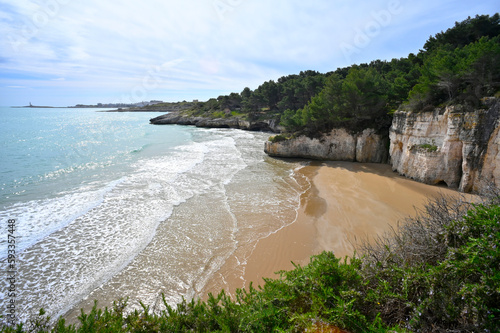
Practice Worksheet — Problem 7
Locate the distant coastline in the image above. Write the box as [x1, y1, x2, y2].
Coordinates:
[11, 104, 57, 108]
[10, 105, 122, 109]
[103, 108, 168, 112]
[105, 101, 198, 112]
[9, 105, 171, 111]
[9, 100, 198, 111]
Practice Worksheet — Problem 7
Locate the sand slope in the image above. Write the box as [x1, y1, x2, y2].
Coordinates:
[204, 161, 462, 297]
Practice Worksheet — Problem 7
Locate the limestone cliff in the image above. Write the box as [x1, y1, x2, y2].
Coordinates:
[390, 98, 500, 192]
[150, 112, 282, 132]
[151, 101, 500, 193]
[264, 128, 389, 163]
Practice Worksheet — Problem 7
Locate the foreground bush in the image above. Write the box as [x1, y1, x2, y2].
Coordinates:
[360, 196, 500, 332]
[2, 196, 499, 332]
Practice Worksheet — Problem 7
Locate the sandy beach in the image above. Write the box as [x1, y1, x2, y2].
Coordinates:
[63, 159, 465, 322]
[201, 161, 461, 297]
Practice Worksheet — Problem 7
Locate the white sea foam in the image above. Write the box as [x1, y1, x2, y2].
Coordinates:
[0, 177, 127, 257]
[0, 127, 272, 322]
[0, 122, 307, 326]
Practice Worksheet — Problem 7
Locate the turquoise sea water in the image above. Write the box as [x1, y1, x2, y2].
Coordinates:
[1, 108, 191, 252]
[0, 107, 305, 322]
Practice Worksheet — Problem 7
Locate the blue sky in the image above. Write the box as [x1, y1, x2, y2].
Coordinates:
[0, 0, 498, 106]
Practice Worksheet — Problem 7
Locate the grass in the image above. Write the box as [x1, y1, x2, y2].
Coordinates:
[209, 110, 245, 119]
[268, 134, 290, 143]
[2, 193, 499, 332]
[417, 143, 438, 152]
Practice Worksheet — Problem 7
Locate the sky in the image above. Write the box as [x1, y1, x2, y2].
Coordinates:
[0, 0, 498, 107]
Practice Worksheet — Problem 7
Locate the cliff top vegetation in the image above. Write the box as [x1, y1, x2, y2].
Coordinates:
[145, 14, 499, 137]
[281, 14, 500, 135]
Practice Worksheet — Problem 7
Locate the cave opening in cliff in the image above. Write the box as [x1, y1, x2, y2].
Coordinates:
[435, 180, 449, 187]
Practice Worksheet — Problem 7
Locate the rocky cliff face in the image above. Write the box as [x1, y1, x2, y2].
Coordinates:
[150, 112, 282, 132]
[264, 128, 389, 163]
[390, 99, 500, 192]
[151, 102, 500, 193]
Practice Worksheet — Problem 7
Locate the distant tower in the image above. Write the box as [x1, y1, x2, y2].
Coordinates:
[29, 102, 32, 107]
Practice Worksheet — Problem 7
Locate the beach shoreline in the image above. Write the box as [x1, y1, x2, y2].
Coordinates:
[62, 160, 463, 323]
[200, 161, 461, 298]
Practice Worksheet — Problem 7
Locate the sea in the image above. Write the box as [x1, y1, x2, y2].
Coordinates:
[0, 107, 307, 323]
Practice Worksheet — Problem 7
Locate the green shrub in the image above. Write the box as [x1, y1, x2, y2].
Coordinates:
[211, 111, 226, 118]
[360, 196, 500, 332]
[418, 143, 438, 152]
[268, 134, 289, 143]
[2, 197, 499, 333]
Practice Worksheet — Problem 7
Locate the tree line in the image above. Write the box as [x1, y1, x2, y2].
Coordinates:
[190, 14, 500, 135]
[282, 14, 500, 134]
[190, 70, 328, 120]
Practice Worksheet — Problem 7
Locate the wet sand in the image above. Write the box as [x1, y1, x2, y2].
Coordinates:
[64, 160, 464, 320]
[201, 161, 461, 297]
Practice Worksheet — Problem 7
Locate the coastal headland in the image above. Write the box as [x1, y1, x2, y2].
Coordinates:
[150, 111, 282, 132]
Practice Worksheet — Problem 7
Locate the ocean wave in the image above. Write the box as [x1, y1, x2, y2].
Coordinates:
[130, 143, 152, 154]
[0, 177, 128, 258]
[0, 127, 302, 323]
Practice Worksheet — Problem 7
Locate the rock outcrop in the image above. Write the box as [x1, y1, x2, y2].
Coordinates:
[264, 128, 389, 163]
[150, 101, 500, 193]
[390, 98, 500, 192]
[150, 112, 282, 132]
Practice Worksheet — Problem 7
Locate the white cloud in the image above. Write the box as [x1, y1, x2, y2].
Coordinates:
[0, 0, 499, 105]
